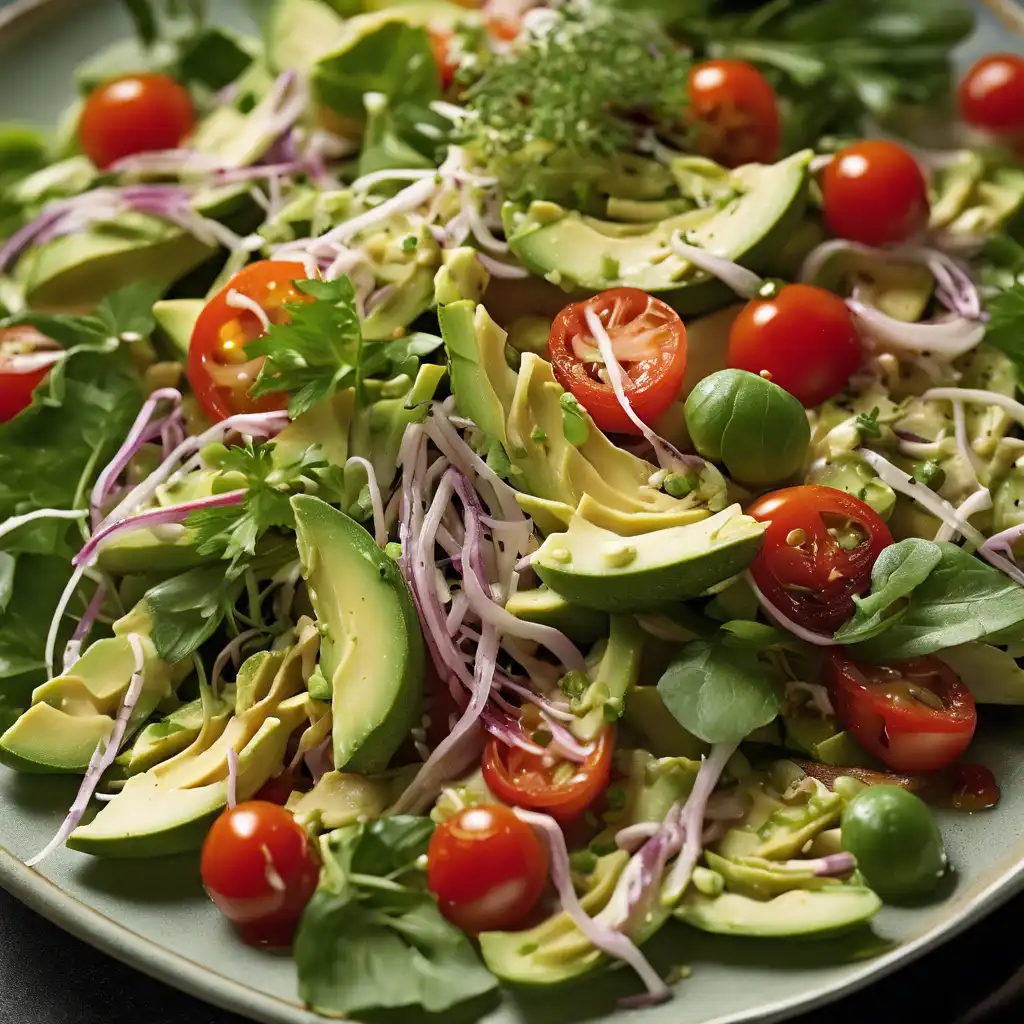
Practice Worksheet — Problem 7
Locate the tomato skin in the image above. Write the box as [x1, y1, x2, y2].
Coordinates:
[959, 54, 1024, 135]
[688, 59, 780, 168]
[747, 486, 893, 636]
[828, 653, 977, 774]
[200, 801, 320, 948]
[79, 74, 195, 170]
[428, 28, 459, 91]
[548, 288, 687, 435]
[187, 260, 311, 422]
[0, 326, 60, 423]
[482, 725, 614, 823]
[822, 141, 929, 247]
[427, 804, 548, 933]
[727, 283, 861, 407]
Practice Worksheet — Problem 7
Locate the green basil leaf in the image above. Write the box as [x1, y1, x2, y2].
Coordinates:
[834, 539, 943, 645]
[656, 636, 780, 744]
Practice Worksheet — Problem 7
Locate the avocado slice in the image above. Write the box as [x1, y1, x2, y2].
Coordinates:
[152, 298, 204, 360]
[572, 615, 644, 740]
[292, 495, 425, 773]
[439, 300, 716, 520]
[533, 505, 765, 613]
[266, 0, 347, 74]
[479, 851, 629, 985]
[504, 587, 608, 645]
[0, 636, 173, 774]
[704, 850, 839, 901]
[67, 622, 319, 857]
[505, 150, 812, 315]
[622, 687, 707, 760]
[675, 886, 881, 937]
[286, 769, 396, 832]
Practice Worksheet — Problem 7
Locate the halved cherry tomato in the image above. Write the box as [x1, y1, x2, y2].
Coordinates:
[427, 804, 548, 932]
[0, 326, 58, 423]
[200, 801, 319, 947]
[79, 73, 195, 170]
[548, 288, 687, 435]
[482, 724, 614, 823]
[959, 53, 1024, 136]
[822, 140, 929, 247]
[428, 28, 460, 91]
[727, 283, 861, 407]
[828, 653, 977, 774]
[947, 763, 999, 811]
[688, 59, 780, 168]
[187, 260, 311, 422]
[747, 486, 893, 636]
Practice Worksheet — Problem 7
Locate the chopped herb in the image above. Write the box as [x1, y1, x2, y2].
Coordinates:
[913, 460, 946, 490]
[855, 407, 882, 438]
[663, 472, 694, 498]
[402, 235, 418, 253]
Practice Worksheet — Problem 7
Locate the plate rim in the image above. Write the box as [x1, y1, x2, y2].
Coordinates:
[1, 1, 1024, 1022]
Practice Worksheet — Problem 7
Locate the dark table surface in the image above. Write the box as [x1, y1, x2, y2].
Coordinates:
[1, 884, 1023, 1024]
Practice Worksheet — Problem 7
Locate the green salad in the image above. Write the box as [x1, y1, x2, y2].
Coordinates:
[3, 0, 1024, 1014]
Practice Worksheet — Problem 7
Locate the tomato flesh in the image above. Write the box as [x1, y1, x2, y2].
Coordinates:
[79, 73, 195, 170]
[947, 763, 999, 811]
[187, 260, 311, 422]
[828, 653, 977, 774]
[427, 804, 548, 933]
[0, 326, 58, 423]
[428, 28, 459, 91]
[200, 801, 319, 947]
[727, 283, 861, 407]
[548, 288, 687, 435]
[747, 485, 893, 636]
[688, 59, 780, 168]
[822, 140, 929, 247]
[959, 53, 1024, 135]
[482, 724, 614, 823]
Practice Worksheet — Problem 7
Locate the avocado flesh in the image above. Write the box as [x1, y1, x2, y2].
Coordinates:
[573, 615, 644, 741]
[479, 851, 629, 985]
[0, 635, 172, 774]
[675, 886, 881, 937]
[152, 298, 204, 360]
[267, 0, 347, 74]
[440, 300, 705, 520]
[505, 150, 811, 315]
[292, 495, 425, 774]
[504, 587, 608, 645]
[533, 505, 765, 613]
[67, 624, 319, 857]
[622, 687, 707, 760]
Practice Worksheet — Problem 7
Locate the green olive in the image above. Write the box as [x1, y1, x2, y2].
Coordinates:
[683, 369, 810, 486]
[840, 785, 947, 900]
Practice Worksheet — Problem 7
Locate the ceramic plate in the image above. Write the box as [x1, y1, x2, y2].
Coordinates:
[2, 2, 1024, 1023]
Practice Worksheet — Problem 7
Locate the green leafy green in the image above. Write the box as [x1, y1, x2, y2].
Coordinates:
[187, 441, 323, 575]
[246, 277, 365, 418]
[656, 634, 781, 744]
[985, 282, 1024, 376]
[294, 817, 498, 1016]
[357, 94, 445, 180]
[0, 124, 50, 241]
[855, 544, 1024, 661]
[834, 539, 944, 645]
[855, 407, 882, 439]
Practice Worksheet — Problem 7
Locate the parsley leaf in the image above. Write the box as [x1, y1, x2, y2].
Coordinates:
[246, 277, 364, 419]
[855, 406, 882, 438]
[985, 282, 1024, 375]
[186, 441, 323, 575]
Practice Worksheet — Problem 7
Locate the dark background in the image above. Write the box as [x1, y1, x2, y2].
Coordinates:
[0, 883, 1022, 1024]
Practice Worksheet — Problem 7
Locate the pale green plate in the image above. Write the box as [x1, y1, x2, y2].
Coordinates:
[2, 2, 1024, 1022]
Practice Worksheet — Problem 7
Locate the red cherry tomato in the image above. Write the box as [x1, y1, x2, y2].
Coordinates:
[822, 140, 929, 247]
[959, 53, 1024, 136]
[482, 724, 614, 823]
[828, 653, 977, 774]
[947, 763, 999, 811]
[727, 283, 861, 407]
[747, 486, 893, 636]
[427, 804, 548, 932]
[200, 801, 319, 947]
[187, 260, 312, 422]
[688, 59, 780, 168]
[79, 73, 195, 170]
[548, 288, 687, 435]
[428, 28, 459, 91]
[0, 326, 57, 423]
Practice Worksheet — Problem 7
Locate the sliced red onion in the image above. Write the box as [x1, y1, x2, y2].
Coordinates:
[90, 387, 181, 525]
[669, 232, 765, 299]
[346, 456, 387, 548]
[62, 582, 108, 672]
[615, 821, 661, 853]
[74, 490, 246, 568]
[45, 564, 89, 678]
[211, 628, 265, 696]
[923, 387, 1024, 431]
[540, 713, 592, 764]
[746, 571, 842, 647]
[663, 741, 738, 903]
[226, 747, 239, 810]
[934, 487, 991, 544]
[320, 177, 440, 247]
[0, 507, 87, 545]
[462, 182, 509, 254]
[446, 591, 469, 635]
[26, 633, 147, 867]
[304, 735, 335, 784]
[982, 522, 1024, 559]
[515, 808, 671, 1007]
[474, 251, 529, 279]
[108, 149, 223, 177]
[496, 674, 574, 721]
[479, 704, 546, 756]
[846, 296, 984, 358]
[350, 167, 438, 193]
